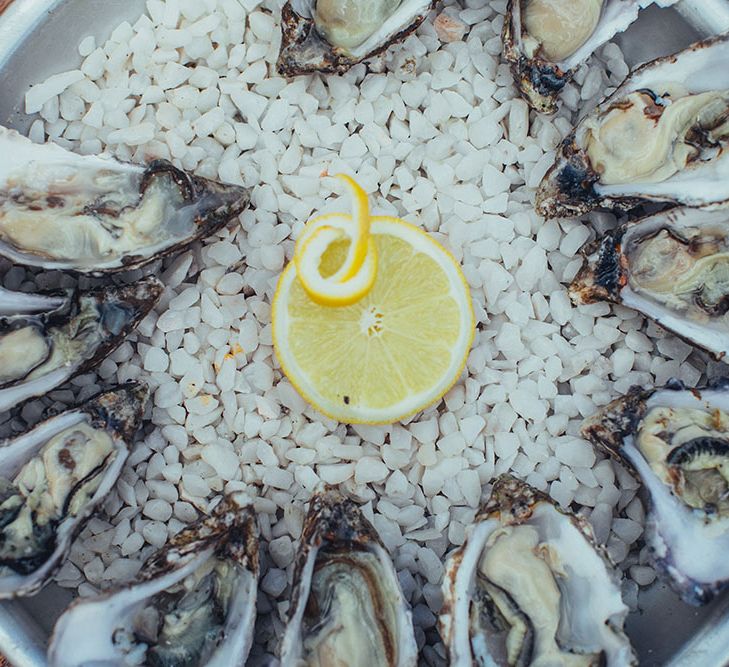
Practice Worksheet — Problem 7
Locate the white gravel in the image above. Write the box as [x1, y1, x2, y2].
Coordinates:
[1, 0, 714, 663]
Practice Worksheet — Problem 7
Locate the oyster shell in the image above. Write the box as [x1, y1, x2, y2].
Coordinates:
[0, 277, 162, 412]
[440, 475, 635, 667]
[48, 496, 259, 667]
[583, 380, 729, 605]
[277, 0, 434, 76]
[280, 489, 418, 666]
[0, 383, 146, 598]
[0, 126, 249, 273]
[0, 286, 65, 315]
[503, 0, 678, 113]
[537, 34, 729, 217]
[570, 208, 729, 360]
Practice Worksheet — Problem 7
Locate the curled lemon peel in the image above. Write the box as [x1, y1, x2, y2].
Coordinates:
[292, 174, 377, 307]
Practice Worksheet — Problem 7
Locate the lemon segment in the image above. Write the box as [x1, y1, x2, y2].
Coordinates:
[273, 216, 475, 424]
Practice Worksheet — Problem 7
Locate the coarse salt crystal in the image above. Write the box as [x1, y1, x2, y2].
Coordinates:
[318, 463, 354, 485]
[355, 457, 389, 484]
[201, 443, 239, 480]
[434, 12, 468, 42]
[26, 70, 85, 114]
[143, 499, 173, 522]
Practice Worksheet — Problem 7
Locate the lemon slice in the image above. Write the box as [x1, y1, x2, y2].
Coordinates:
[273, 216, 475, 424]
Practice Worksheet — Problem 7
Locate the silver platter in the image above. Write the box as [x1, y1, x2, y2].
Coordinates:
[0, 0, 728, 665]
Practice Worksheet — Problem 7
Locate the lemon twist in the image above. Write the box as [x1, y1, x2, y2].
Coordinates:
[293, 175, 377, 307]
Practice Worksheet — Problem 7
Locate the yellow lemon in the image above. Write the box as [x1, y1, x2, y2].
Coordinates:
[272, 216, 475, 424]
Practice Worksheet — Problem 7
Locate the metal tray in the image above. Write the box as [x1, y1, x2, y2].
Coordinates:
[0, 0, 729, 665]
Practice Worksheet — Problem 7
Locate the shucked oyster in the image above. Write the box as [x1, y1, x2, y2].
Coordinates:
[0, 277, 162, 413]
[0, 126, 249, 273]
[583, 380, 729, 605]
[48, 496, 259, 667]
[570, 208, 729, 360]
[440, 475, 635, 667]
[537, 34, 729, 217]
[503, 0, 678, 113]
[0, 383, 146, 598]
[277, 0, 434, 77]
[280, 489, 418, 667]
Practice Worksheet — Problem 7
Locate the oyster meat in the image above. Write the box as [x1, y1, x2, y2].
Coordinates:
[0, 126, 249, 273]
[277, 0, 434, 76]
[537, 34, 729, 217]
[0, 383, 146, 597]
[503, 0, 678, 113]
[48, 496, 259, 667]
[440, 475, 635, 667]
[583, 380, 729, 605]
[280, 489, 418, 667]
[570, 207, 729, 360]
[0, 277, 162, 412]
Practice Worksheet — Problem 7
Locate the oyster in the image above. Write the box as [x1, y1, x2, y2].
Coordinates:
[0, 277, 162, 412]
[583, 380, 729, 605]
[0, 383, 146, 598]
[503, 0, 678, 114]
[277, 0, 434, 76]
[537, 34, 729, 217]
[0, 126, 249, 273]
[440, 475, 635, 667]
[570, 208, 729, 360]
[48, 496, 259, 667]
[280, 489, 418, 666]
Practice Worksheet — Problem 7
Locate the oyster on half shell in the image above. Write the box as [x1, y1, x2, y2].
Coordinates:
[48, 496, 259, 667]
[277, 0, 434, 76]
[280, 489, 418, 667]
[570, 207, 729, 361]
[0, 383, 146, 598]
[537, 34, 729, 217]
[440, 475, 635, 667]
[583, 380, 729, 605]
[0, 126, 249, 273]
[503, 0, 678, 113]
[0, 277, 162, 412]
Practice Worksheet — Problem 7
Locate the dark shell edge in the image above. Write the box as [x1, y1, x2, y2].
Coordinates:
[502, 0, 571, 115]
